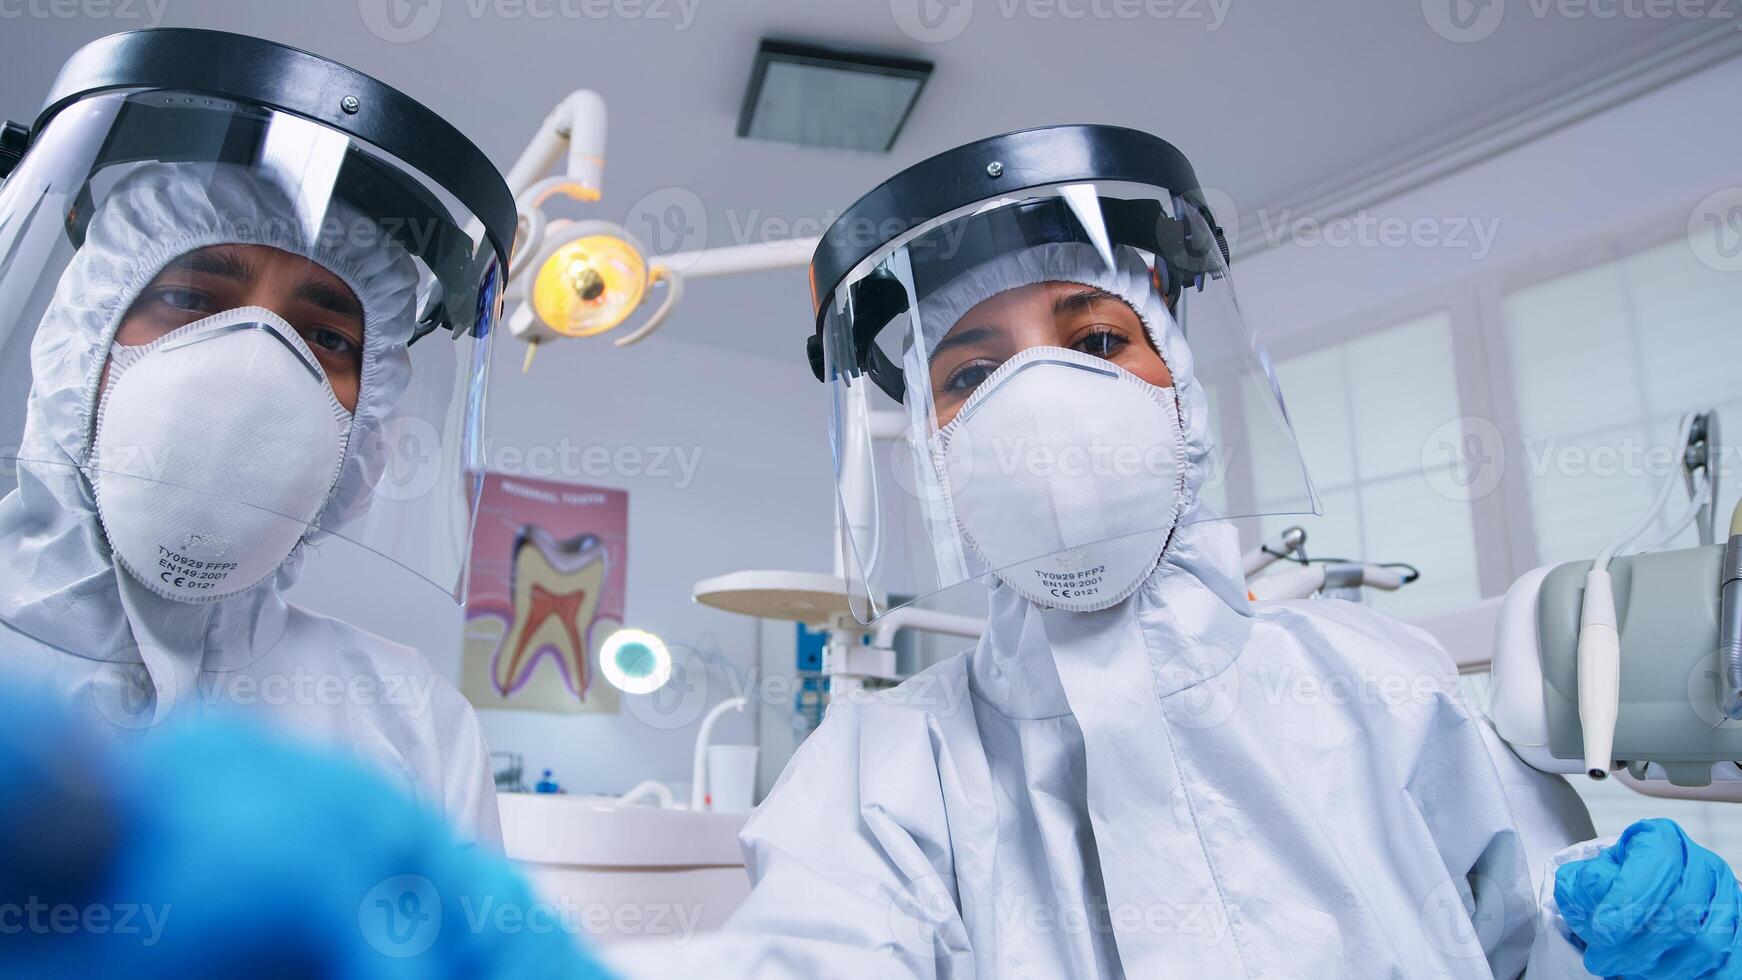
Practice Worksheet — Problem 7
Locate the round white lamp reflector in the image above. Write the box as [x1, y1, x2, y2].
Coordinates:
[600, 628, 672, 694]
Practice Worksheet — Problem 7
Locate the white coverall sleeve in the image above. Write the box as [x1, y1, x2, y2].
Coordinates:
[437, 685, 503, 847]
[604, 700, 971, 980]
[1471, 713, 1599, 977]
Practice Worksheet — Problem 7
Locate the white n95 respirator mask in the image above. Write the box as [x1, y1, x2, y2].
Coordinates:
[88, 306, 352, 602]
[930, 346, 1186, 612]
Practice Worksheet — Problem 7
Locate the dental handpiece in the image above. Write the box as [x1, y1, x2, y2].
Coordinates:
[1719, 502, 1742, 720]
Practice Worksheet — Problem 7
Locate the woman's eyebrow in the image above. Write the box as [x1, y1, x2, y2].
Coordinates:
[1052, 286, 1127, 317]
[930, 324, 998, 359]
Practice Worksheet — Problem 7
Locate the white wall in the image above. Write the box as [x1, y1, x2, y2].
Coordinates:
[1234, 54, 1742, 344]
[290, 319, 833, 798]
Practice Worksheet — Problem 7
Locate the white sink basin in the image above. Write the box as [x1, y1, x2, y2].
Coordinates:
[500, 793, 748, 867]
[498, 793, 753, 944]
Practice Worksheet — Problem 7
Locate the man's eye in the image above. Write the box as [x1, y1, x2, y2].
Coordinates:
[151, 287, 213, 315]
[305, 327, 359, 356]
[943, 360, 997, 394]
[1073, 329, 1128, 359]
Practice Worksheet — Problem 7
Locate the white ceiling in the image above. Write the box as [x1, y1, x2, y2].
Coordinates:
[2, 0, 1735, 362]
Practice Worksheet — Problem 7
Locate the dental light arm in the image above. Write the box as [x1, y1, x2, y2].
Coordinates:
[503, 90, 606, 200]
[501, 92, 817, 362]
[501, 91, 683, 360]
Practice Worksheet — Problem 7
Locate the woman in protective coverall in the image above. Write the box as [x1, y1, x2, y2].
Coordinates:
[0, 32, 516, 843]
[607, 126, 1742, 979]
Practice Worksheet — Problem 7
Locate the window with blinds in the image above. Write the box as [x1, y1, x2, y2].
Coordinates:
[1249, 313, 1481, 618]
[1502, 236, 1742, 566]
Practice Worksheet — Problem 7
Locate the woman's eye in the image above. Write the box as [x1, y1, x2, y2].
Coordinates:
[944, 360, 997, 394]
[1073, 329, 1128, 359]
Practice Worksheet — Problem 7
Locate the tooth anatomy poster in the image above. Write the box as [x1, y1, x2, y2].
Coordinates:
[460, 473, 628, 714]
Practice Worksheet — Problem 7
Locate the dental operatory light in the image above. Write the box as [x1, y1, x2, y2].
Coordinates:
[500, 88, 820, 371]
[509, 203, 681, 367]
[599, 628, 673, 695]
[532, 230, 646, 334]
[501, 91, 681, 370]
[737, 39, 933, 152]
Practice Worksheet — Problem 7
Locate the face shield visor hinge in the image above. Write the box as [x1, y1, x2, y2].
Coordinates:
[1190, 222, 1230, 292]
[0, 121, 29, 181]
[806, 333, 826, 382]
[411, 301, 457, 345]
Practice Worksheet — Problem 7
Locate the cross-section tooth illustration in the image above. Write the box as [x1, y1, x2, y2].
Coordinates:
[492, 526, 608, 698]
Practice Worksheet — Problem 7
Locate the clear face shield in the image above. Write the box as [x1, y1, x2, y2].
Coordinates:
[818, 180, 1318, 622]
[0, 88, 505, 607]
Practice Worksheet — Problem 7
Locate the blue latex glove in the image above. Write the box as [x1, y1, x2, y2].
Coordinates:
[1556, 818, 1742, 979]
[0, 689, 615, 979]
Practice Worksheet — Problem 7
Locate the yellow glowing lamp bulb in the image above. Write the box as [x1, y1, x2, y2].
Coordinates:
[530, 234, 648, 338]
